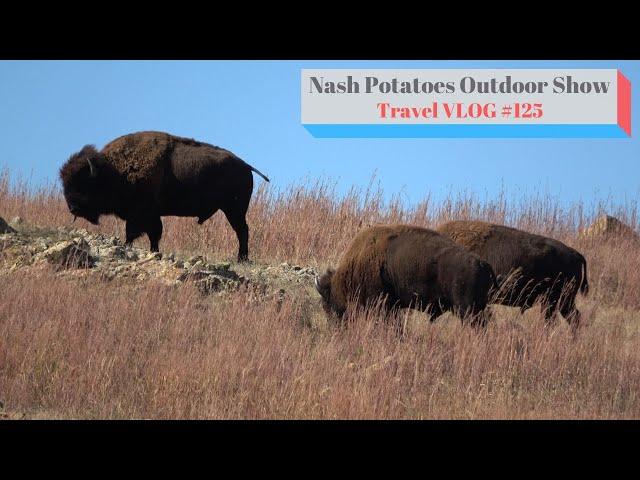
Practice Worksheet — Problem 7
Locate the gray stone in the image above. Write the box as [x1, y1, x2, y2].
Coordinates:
[42, 240, 95, 269]
[178, 266, 242, 295]
[143, 252, 162, 261]
[210, 261, 231, 271]
[580, 214, 639, 241]
[102, 246, 126, 259]
[124, 250, 139, 262]
[192, 260, 205, 270]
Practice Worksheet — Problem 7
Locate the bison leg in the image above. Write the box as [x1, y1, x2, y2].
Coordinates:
[540, 298, 561, 327]
[197, 208, 218, 225]
[540, 287, 567, 326]
[560, 298, 581, 332]
[222, 208, 249, 262]
[125, 219, 145, 246]
[146, 217, 163, 252]
[126, 217, 163, 252]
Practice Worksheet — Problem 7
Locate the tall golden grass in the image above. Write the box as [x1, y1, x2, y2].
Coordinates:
[1, 168, 640, 419]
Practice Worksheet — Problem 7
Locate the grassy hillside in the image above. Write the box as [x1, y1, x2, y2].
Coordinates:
[1, 169, 640, 419]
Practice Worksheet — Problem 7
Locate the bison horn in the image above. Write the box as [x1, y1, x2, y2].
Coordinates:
[314, 275, 321, 294]
[87, 158, 97, 177]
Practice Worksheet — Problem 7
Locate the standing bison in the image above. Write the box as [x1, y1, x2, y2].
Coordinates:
[315, 225, 498, 327]
[436, 220, 589, 329]
[59, 131, 269, 261]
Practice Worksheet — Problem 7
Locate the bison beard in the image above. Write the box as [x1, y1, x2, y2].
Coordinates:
[59, 131, 270, 261]
[436, 220, 589, 330]
[315, 225, 498, 329]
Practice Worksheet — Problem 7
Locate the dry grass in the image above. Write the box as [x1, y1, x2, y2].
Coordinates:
[1, 167, 640, 419]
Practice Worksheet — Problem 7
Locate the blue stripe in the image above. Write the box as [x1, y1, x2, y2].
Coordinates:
[303, 124, 630, 138]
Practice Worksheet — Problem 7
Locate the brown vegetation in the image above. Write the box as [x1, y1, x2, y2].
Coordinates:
[1, 168, 640, 419]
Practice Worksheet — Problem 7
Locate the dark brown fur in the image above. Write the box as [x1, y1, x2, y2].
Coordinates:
[315, 225, 497, 327]
[436, 220, 588, 329]
[59, 131, 269, 261]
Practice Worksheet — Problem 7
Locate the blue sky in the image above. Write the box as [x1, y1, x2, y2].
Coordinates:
[0, 60, 637, 210]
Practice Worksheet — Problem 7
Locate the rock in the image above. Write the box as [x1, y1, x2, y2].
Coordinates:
[179, 266, 240, 283]
[210, 261, 231, 271]
[138, 251, 162, 263]
[102, 236, 120, 246]
[187, 273, 237, 295]
[191, 260, 205, 270]
[187, 255, 205, 265]
[173, 259, 184, 269]
[101, 246, 126, 260]
[178, 266, 242, 295]
[112, 264, 133, 275]
[579, 215, 639, 241]
[0, 218, 318, 306]
[296, 266, 315, 276]
[124, 249, 139, 262]
[194, 275, 227, 294]
[0, 217, 16, 234]
[41, 239, 95, 270]
[37, 239, 51, 250]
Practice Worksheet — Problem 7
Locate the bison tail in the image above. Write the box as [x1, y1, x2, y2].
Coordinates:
[579, 255, 589, 296]
[247, 163, 270, 182]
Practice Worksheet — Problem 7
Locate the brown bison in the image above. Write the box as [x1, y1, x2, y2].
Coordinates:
[436, 220, 588, 329]
[315, 225, 498, 327]
[59, 131, 269, 261]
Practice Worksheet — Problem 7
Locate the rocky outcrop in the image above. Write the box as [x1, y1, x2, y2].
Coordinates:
[579, 214, 639, 242]
[0, 222, 317, 302]
[39, 239, 95, 270]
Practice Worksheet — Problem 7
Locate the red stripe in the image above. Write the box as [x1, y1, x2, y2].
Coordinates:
[617, 70, 631, 136]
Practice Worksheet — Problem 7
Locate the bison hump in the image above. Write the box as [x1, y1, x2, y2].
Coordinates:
[442, 222, 492, 249]
[101, 131, 173, 183]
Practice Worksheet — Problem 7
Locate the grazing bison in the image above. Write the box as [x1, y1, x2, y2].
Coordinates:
[436, 220, 588, 329]
[59, 131, 269, 261]
[314, 225, 498, 327]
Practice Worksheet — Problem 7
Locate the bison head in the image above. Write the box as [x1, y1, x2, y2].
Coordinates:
[59, 145, 110, 225]
[315, 269, 335, 311]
